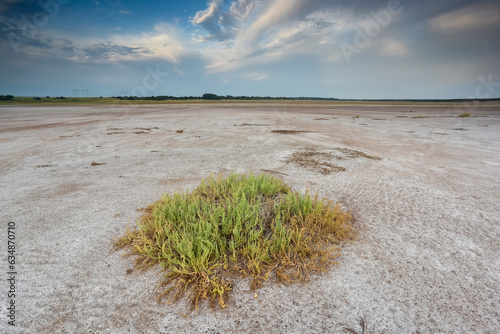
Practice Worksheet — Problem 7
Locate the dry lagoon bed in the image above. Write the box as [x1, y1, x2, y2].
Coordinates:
[1, 102, 499, 333]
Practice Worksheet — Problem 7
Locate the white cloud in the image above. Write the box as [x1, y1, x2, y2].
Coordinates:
[203, 5, 353, 72]
[3, 21, 188, 64]
[431, 3, 500, 34]
[6, 0, 405, 70]
[108, 23, 186, 63]
[191, 0, 222, 30]
[229, 0, 253, 22]
[378, 38, 408, 56]
[235, 0, 305, 48]
[193, 0, 417, 72]
[191, 0, 249, 41]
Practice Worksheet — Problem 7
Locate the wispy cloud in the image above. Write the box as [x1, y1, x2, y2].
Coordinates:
[377, 38, 409, 56]
[112, 23, 187, 63]
[430, 2, 500, 33]
[0, 15, 187, 64]
[82, 42, 151, 61]
[235, 0, 305, 48]
[195, 1, 354, 72]
[190, 0, 253, 41]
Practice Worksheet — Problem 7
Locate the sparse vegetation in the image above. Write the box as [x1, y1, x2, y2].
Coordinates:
[459, 113, 471, 117]
[176, 129, 184, 133]
[411, 115, 429, 119]
[288, 151, 346, 174]
[114, 172, 355, 312]
[286, 148, 381, 175]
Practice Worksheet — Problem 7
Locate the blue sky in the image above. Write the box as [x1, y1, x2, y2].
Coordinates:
[1, 0, 499, 99]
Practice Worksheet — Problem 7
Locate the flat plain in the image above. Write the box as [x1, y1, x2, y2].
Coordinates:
[1, 101, 499, 333]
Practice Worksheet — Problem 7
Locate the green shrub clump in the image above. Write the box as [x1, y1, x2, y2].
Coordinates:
[114, 172, 355, 312]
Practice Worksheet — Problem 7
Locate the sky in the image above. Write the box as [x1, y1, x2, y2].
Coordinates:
[0, 0, 499, 99]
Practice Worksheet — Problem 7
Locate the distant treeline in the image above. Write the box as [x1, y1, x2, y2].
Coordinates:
[2, 93, 500, 103]
[112, 93, 342, 101]
[112, 94, 500, 102]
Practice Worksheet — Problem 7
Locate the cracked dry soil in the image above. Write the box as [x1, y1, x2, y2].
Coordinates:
[1, 102, 500, 333]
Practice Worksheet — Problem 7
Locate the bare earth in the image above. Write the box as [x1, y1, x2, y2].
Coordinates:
[1, 102, 499, 333]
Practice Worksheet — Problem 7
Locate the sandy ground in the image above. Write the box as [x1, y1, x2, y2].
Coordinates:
[1, 102, 499, 333]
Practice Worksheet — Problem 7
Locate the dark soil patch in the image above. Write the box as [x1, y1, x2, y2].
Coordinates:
[272, 130, 310, 134]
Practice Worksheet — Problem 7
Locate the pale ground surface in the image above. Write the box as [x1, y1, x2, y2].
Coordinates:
[1, 102, 499, 333]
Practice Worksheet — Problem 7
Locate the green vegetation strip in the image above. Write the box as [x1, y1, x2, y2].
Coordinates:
[114, 173, 355, 312]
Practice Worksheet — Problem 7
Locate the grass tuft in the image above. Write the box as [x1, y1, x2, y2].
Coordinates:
[459, 113, 471, 117]
[114, 172, 355, 313]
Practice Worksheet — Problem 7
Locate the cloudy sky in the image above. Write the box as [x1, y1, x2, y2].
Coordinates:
[1, 0, 499, 99]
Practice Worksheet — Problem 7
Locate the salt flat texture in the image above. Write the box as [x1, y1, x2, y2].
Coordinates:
[1, 102, 499, 333]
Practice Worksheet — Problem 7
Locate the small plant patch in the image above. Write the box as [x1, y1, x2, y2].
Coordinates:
[114, 172, 355, 313]
[286, 148, 381, 175]
[459, 113, 471, 117]
[287, 151, 346, 174]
